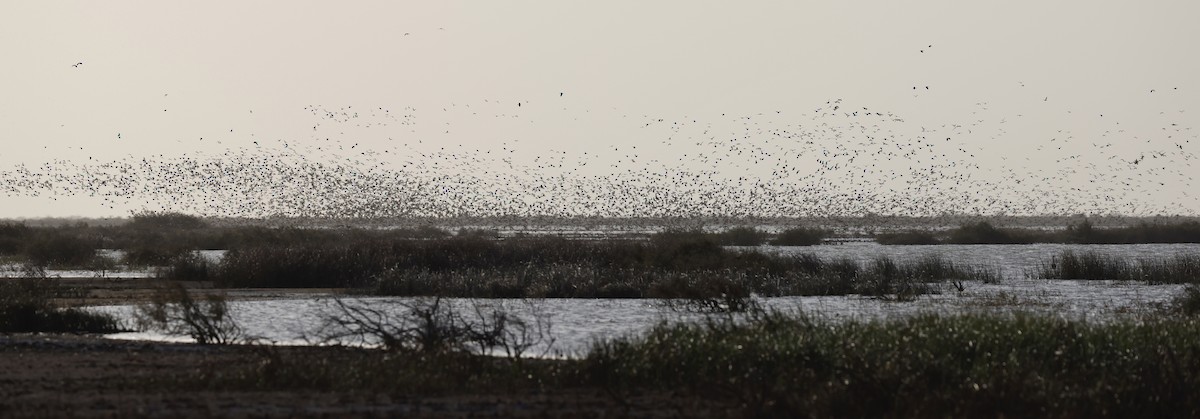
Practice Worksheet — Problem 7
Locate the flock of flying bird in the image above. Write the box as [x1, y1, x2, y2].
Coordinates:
[1, 55, 1196, 219]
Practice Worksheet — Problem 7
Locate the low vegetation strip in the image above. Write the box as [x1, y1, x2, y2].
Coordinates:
[184, 236, 997, 298]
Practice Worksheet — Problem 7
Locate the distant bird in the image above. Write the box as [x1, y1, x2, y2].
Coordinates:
[72, 62, 83, 67]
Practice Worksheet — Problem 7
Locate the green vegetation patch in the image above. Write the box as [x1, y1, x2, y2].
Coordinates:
[584, 311, 1200, 417]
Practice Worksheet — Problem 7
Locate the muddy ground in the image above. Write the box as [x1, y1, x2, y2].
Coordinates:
[4, 278, 734, 418]
[0, 334, 733, 418]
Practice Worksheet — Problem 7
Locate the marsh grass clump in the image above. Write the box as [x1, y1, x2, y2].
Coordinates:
[856, 257, 940, 300]
[771, 254, 997, 298]
[0, 279, 122, 333]
[1141, 254, 1200, 284]
[650, 271, 759, 313]
[583, 311, 1200, 417]
[849, 255, 999, 299]
[1035, 250, 1200, 283]
[1172, 285, 1200, 316]
[127, 211, 208, 230]
[1036, 251, 1136, 280]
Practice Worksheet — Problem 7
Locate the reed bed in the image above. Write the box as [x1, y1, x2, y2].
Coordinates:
[875, 220, 1200, 245]
[1033, 250, 1200, 283]
[194, 236, 997, 299]
[584, 311, 1200, 417]
[173, 310, 1200, 417]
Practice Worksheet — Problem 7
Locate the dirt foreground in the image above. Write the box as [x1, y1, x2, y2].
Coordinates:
[0, 334, 731, 418]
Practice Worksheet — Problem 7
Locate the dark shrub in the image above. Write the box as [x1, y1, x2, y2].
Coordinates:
[1066, 219, 1098, 243]
[946, 222, 1036, 244]
[23, 232, 97, 267]
[771, 227, 826, 246]
[0, 279, 122, 333]
[648, 230, 724, 270]
[875, 230, 940, 245]
[0, 222, 30, 255]
[456, 228, 500, 239]
[156, 253, 212, 282]
[1175, 285, 1200, 316]
[123, 244, 193, 267]
[714, 226, 767, 246]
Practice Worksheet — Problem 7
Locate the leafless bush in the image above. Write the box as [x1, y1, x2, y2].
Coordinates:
[465, 299, 556, 359]
[313, 297, 555, 358]
[134, 283, 245, 345]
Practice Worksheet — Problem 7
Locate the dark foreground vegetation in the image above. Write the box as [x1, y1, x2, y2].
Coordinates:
[583, 310, 1200, 417]
[0, 215, 827, 268]
[877, 219, 1200, 245]
[13, 298, 1200, 418]
[16, 277, 1197, 417]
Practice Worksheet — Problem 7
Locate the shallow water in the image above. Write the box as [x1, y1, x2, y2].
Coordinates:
[95, 279, 1187, 355]
[75, 242, 1200, 353]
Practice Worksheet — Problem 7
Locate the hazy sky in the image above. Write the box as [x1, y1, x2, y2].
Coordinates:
[2, 1, 1198, 218]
